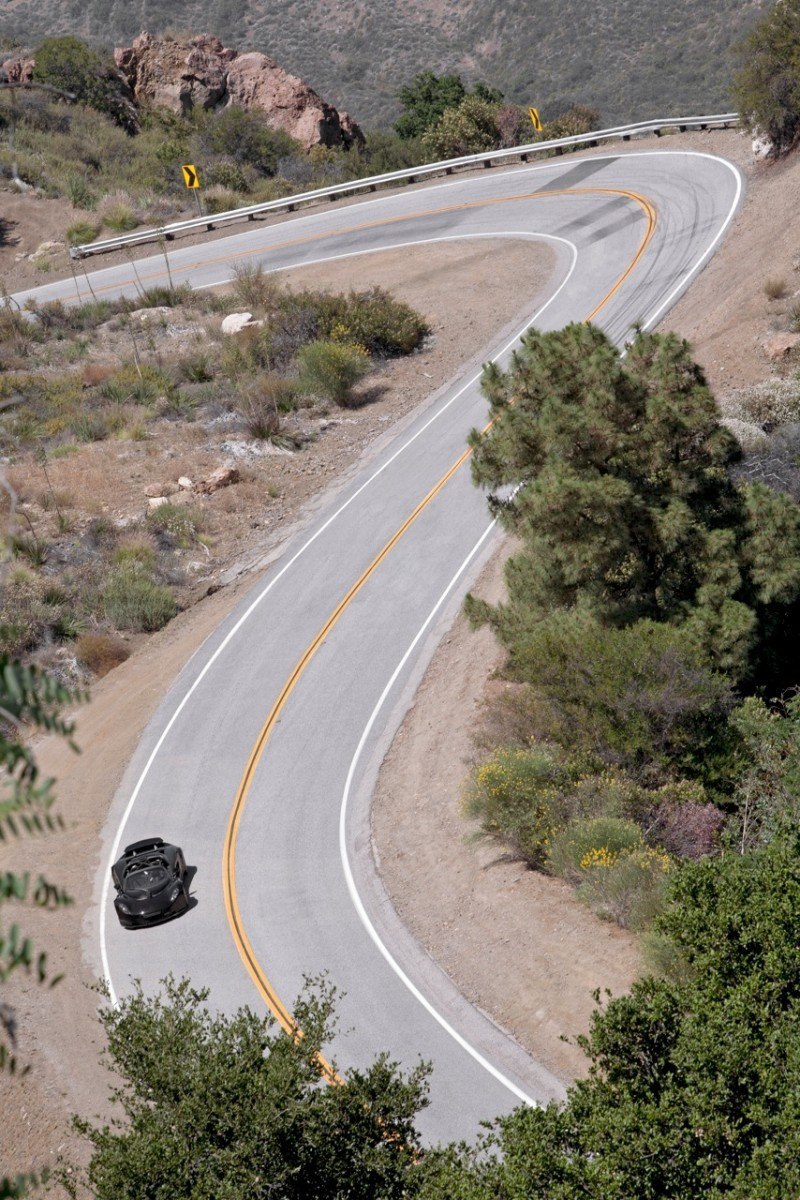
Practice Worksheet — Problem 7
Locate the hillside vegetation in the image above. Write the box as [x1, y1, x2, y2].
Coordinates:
[0, 0, 766, 128]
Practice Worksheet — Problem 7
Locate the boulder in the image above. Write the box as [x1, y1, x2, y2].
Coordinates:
[762, 333, 800, 360]
[115, 32, 230, 115]
[113, 31, 363, 150]
[147, 495, 170, 510]
[195, 465, 240, 493]
[0, 55, 35, 85]
[221, 311, 260, 335]
[145, 482, 178, 498]
[752, 133, 775, 161]
[177, 476, 194, 490]
[226, 52, 364, 150]
[129, 306, 172, 325]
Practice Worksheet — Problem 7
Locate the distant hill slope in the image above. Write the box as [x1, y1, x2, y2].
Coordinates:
[0, 0, 766, 128]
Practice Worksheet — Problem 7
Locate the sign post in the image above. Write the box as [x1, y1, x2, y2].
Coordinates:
[182, 164, 203, 217]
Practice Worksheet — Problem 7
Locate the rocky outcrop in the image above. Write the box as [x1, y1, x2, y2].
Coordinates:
[114, 32, 363, 151]
[0, 55, 35, 85]
[225, 51, 362, 150]
[115, 33, 232, 117]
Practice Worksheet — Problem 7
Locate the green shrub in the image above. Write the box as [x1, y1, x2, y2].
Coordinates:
[31, 297, 113, 334]
[733, 0, 800, 155]
[503, 611, 735, 789]
[317, 288, 429, 356]
[246, 176, 294, 204]
[112, 540, 156, 569]
[297, 339, 370, 405]
[65, 171, 97, 210]
[205, 160, 249, 192]
[10, 531, 49, 567]
[33, 35, 138, 132]
[131, 284, 192, 309]
[232, 261, 281, 311]
[234, 374, 298, 439]
[101, 561, 176, 632]
[395, 71, 467, 139]
[220, 326, 278, 380]
[0, 304, 44, 356]
[193, 105, 299, 176]
[204, 186, 243, 216]
[99, 364, 172, 406]
[66, 219, 101, 247]
[71, 410, 114, 441]
[464, 745, 569, 865]
[577, 845, 671, 930]
[146, 502, 204, 548]
[178, 351, 216, 384]
[422, 95, 501, 159]
[541, 104, 600, 141]
[546, 816, 644, 883]
[0, 566, 72, 654]
[102, 203, 138, 233]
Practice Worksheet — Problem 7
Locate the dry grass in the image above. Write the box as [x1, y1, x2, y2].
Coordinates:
[75, 631, 131, 677]
[764, 277, 788, 300]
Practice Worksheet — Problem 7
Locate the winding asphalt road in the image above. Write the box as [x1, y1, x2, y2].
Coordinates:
[15, 148, 744, 1142]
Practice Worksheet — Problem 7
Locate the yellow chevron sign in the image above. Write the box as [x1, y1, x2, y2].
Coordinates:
[182, 164, 200, 189]
[529, 107, 542, 132]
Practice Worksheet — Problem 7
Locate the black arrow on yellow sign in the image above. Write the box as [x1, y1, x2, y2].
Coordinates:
[182, 164, 200, 189]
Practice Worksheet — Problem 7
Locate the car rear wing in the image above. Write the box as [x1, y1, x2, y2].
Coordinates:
[123, 837, 166, 856]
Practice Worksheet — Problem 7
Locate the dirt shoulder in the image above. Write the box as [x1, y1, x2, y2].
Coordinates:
[3, 234, 557, 1185]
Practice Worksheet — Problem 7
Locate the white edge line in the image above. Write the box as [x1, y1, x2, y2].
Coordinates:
[336, 158, 744, 1103]
[640, 153, 744, 330]
[99, 230, 579, 1005]
[335, 517, 540, 1100]
[100, 145, 743, 1082]
[16, 147, 733, 310]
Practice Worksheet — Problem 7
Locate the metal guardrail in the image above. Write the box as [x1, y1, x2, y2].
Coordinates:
[70, 112, 739, 259]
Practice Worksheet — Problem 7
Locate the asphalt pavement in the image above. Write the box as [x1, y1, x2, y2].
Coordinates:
[13, 148, 744, 1142]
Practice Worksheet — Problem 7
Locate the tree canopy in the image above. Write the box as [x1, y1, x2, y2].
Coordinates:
[467, 323, 800, 690]
[74, 976, 429, 1200]
[395, 71, 467, 139]
[0, 656, 82, 1198]
[32, 35, 137, 132]
[418, 833, 800, 1199]
[733, 0, 800, 155]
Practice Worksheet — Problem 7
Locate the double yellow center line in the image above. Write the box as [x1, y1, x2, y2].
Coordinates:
[221, 185, 657, 1080]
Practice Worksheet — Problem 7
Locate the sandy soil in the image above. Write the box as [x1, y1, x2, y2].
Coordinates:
[5, 126, 800, 1184]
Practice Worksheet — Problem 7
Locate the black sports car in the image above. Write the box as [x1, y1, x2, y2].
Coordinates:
[111, 837, 190, 928]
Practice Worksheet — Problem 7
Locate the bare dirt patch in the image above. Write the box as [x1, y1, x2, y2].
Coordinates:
[654, 134, 800, 392]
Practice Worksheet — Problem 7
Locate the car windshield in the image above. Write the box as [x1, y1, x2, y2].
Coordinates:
[124, 865, 170, 895]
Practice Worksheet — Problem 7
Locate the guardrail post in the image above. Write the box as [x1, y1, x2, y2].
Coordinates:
[63, 114, 740, 259]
